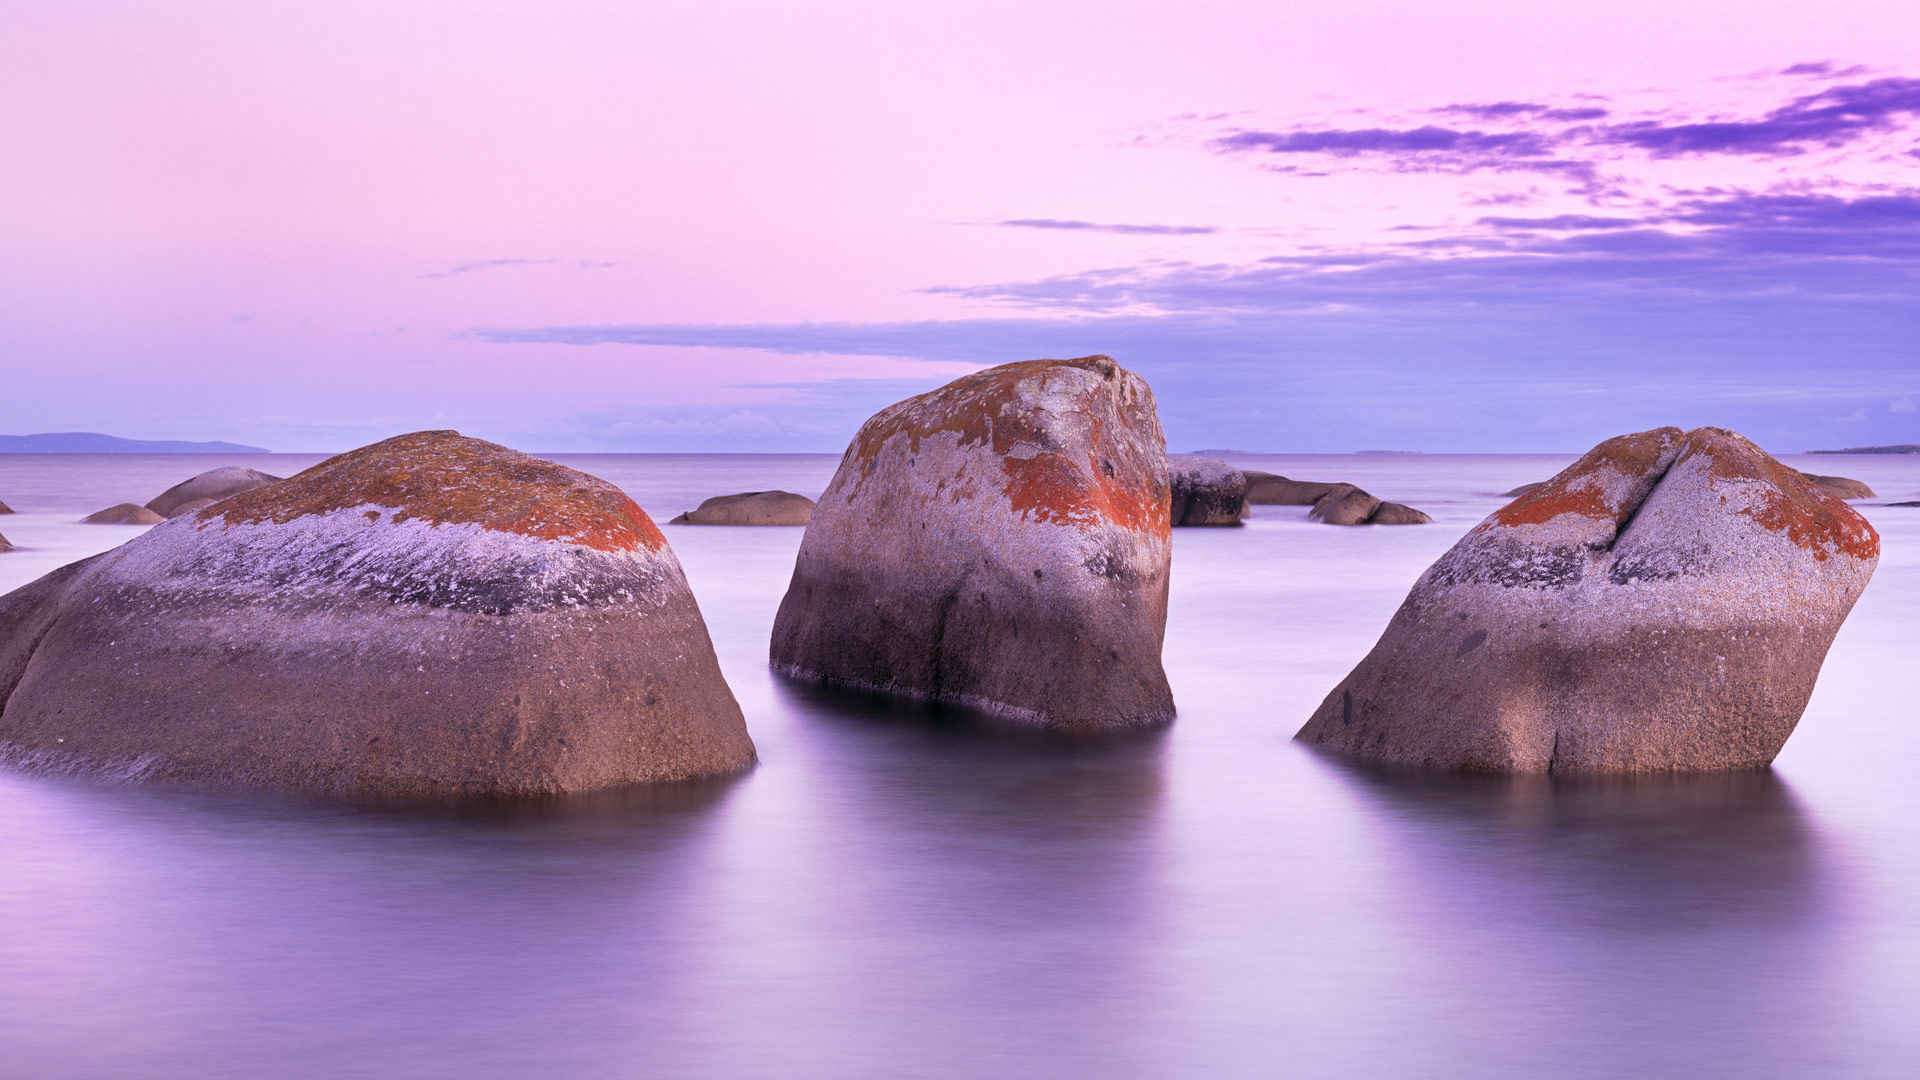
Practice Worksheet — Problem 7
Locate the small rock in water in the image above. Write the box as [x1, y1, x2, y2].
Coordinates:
[146, 466, 282, 517]
[669, 490, 814, 526]
[81, 503, 164, 525]
[1243, 471, 1337, 505]
[1169, 457, 1247, 526]
[1797, 472, 1875, 500]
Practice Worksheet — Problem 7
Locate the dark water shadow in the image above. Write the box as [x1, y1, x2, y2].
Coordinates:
[1307, 750, 1841, 930]
[770, 673, 1170, 828]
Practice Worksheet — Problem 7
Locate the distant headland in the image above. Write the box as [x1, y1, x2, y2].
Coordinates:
[0, 432, 270, 454]
[1807, 444, 1920, 455]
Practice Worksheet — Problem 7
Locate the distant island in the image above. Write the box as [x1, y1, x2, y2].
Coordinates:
[0, 432, 270, 454]
[1808, 444, 1920, 455]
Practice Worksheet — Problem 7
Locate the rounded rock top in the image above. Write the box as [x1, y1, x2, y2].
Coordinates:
[844, 354, 1166, 537]
[203, 430, 666, 554]
[1469, 425, 1878, 573]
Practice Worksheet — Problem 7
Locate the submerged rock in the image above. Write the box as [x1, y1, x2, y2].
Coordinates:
[1368, 501, 1433, 525]
[669, 490, 814, 526]
[770, 355, 1174, 729]
[146, 466, 282, 517]
[1309, 484, 1381, 525]
[1798, 472, 1875, 500]
[1244, 471, 1337, 505]
[81, 503, 164, 525]
[1306, 485, 1431, 525]
[1501, 482, 1545, 498]
[1296, 426, 1879, 774]
[0, 500, 13, 514]
[0, 430, 754, 799]
[1169, 457, 1247, 526]
[0, 532, 11, 553]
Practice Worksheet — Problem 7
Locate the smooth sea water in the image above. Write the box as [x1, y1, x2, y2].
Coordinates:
[1, 451, 1917, 1078]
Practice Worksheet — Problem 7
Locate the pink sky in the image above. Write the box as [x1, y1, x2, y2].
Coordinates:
[3, 1, 1916, 451]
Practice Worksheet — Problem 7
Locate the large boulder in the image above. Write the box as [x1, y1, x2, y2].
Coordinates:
[0, 500, 13, 514]
[146, 466, 282, 517]
[1296, 426, 1878, 773]
[1798, 472, 1874, 500]
[669, 490, 814, 526]
[1244, 471, 1337, 505]
[1501, 482, 1545, 498]
[0, 430, 754, 799]
[770, 355, 1174, 729]
[82, 503, 164, 525]
[0, 532, 11, 553]
[1169, 457, 1247, 525]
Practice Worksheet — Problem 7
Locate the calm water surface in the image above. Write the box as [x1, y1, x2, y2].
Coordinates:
[1, 452, 1917, 1078]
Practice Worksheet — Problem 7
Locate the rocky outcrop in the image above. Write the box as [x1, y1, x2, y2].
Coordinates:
[0, 430, 754, 799]
[1798, 472, 1874, 500]
[1169, 457, 1247, 525]
[165, 497, 219, 518]
[1501, 482, 1545, 498]
[1296, 426, 1879, 774]
[0, 500, 13, 514]
[770, 355, 1174, 729]
[1307, 485, 1431, 525]
[81, 503, 164, 525]
[0, 532, 11, 553]
[669, 490, 814, 526]
[146, 466, 282, 517]
[1243, 471, 1336, 506]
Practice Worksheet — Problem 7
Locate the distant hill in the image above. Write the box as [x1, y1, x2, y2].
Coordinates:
[1808, 444, 1920, 455]
[0, 432, 271, 454]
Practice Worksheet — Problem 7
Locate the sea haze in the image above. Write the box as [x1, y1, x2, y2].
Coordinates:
[1, 452, 1917, 1078]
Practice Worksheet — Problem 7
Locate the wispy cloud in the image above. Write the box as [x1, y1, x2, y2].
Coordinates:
[997, 218, 1218, 235]
[422, 257, 621, 280]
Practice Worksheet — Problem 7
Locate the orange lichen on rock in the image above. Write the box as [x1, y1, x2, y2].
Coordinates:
[203, 430, 666, 553]
[1490, 427, 1682, 529]
[847, 355, 1167, 536]
[1689, 429, 1881, 562]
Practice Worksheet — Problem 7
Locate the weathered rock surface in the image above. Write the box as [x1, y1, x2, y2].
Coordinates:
[1309, 484, 1382, 525]
[1368, 501, 1433, 525]
[1297, 426, 1879, 774]
[146, 466, 282, 517]
[1244, 471, 1337, 505]
[82, 503, 164, 525]
[165, 497, 219, 518]
[1798, 472, 1875, 500]
[669, 490, 814, 526]
[1169, 457, 1247, 525]
[0, 430, 754, 799]
[770, 355, 1174, 729]
[1501, 482, 1545, 498]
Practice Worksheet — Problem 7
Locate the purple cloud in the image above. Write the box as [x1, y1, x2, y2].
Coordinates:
[1214, 125, 1555, 158]
[1601, 76, 1920, 155]
[1433, 102, 1609, 122]
[1476, 214, 1641, 230]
